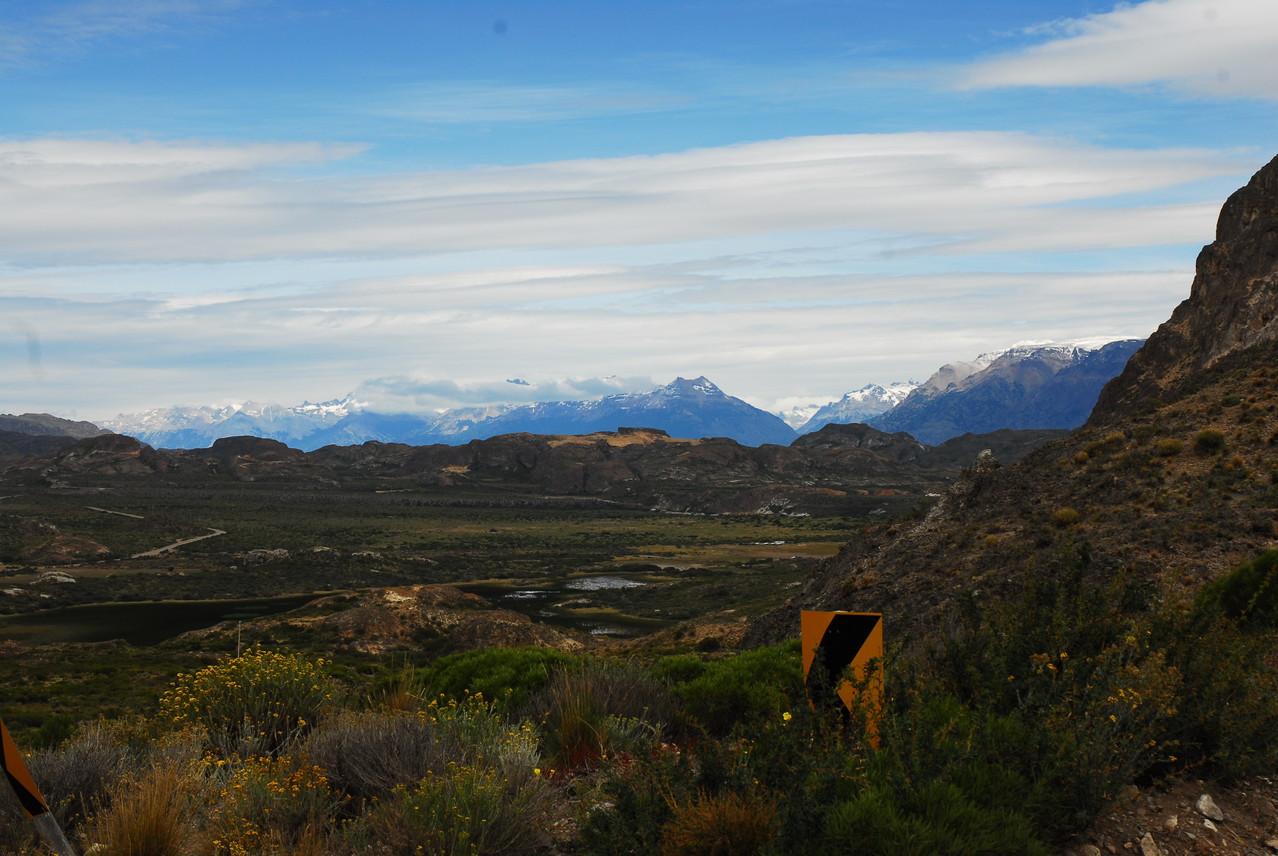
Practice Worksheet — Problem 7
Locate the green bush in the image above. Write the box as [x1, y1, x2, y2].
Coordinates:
[1197, 549, 1278, 626]
[823, 780, 1049, 856]
[656, 642, 802, 735]
[414, 646, 581, 712]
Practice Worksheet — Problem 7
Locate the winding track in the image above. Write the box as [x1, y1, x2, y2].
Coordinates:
[131, 528, 227, 558]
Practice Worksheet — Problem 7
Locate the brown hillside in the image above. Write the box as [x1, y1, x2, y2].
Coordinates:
[747, 155, 1278, 645]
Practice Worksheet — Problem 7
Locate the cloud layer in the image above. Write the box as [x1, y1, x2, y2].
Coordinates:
[962, 0, 1278, 99]
[0, 132, 1241, 267]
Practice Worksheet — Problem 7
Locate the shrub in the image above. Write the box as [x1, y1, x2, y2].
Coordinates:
[352, 762, 552, 856]
[1051, 508, 1081, 527]
[528, 661, 676, 770]
[660, 789, 779, 856]
[81, 759, 204, 856]
[415, 646, 580, 712]
[27, 722, 132, 832]
[656, 642, 802, 735]
[1153, 438, 1183, 457]
[822, 780, 1049, 856]
[426, 692, 543, 785]
[158, 647, 336, 757]
[304, 709, 454, 803]
[205, 754, 338, 855]
[1196, 549, 1278, 627]
[1194, 429, 1227, 454]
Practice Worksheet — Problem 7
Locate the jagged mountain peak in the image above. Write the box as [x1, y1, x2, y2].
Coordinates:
[796, 382, 918, 434]
[662, 376, 724, 397]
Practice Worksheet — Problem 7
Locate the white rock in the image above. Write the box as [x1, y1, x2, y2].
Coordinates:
[1202, 818, 1218, 832]
[1139, 832, 1161, 856]
[1161, 814, 1177, 832]
[1196, 793, 1225, 822]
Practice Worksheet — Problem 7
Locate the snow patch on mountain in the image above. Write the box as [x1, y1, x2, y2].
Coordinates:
[797, 382, 919, 434]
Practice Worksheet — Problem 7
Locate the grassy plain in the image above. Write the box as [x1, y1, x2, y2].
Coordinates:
[0, 482, 861, 742]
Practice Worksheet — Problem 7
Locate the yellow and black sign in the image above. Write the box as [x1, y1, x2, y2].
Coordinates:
[1, 716, 50, 818]
[801, 610, 883, 733]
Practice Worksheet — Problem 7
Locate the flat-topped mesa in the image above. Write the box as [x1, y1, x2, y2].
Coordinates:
[1091, 153, 1278, 424]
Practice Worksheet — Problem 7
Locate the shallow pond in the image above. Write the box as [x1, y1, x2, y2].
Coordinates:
[460, 574, 668, 637]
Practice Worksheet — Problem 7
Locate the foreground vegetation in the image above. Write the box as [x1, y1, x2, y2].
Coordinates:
[2, 545, 1275, 856]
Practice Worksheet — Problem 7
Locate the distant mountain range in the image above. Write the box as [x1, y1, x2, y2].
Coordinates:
[867, 339, 1146, 445]
[85, 339, 1142, 451]
[98, 377, 797, 451]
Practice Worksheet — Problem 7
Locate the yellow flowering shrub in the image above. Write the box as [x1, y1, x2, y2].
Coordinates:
[204, 754, 337, 856]
[159, 647, 336, 757]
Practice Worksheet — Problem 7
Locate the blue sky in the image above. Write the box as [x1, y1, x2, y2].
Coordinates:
[3, 0, 1277, 421]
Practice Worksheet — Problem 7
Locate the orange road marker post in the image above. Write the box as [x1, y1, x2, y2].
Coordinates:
[1, 716, 78, 856]
[801, 610, 884, 743]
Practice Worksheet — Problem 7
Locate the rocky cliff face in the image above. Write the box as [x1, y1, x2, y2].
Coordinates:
[1092, 153, 1278, 423]
[747, 154, 1278, 645]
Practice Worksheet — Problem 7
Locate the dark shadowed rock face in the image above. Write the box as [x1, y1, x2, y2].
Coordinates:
[1092, 153, 1278, 424]
[790, 423, 926, 463]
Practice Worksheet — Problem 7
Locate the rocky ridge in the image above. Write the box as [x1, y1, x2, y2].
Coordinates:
[3, 424, 1065, 519]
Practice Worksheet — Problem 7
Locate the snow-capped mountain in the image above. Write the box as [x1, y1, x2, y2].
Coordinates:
[867, 339, 1145, 444]
[797, 382, 919, 434]
[98, 339, 1144, 452]
[103, 378, 797, 450]
[100, 398, 357, 450]
[449, 376, 796, 447]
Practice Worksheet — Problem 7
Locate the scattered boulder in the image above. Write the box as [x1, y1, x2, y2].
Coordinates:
[1197, 793, 1225, 822]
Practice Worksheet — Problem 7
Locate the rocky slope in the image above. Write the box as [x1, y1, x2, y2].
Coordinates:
[0, 413, 111, 440]
[747, 153, 1278, 644]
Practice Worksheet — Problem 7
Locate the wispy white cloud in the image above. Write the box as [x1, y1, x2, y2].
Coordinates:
[0, 0, 249, 69]
[961, 0, 1278, 100]
[0, 132, 1245, 266]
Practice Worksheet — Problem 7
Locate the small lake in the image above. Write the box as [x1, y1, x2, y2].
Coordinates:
[460, 574, 668, 637]
[0, 593, 323, 646]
